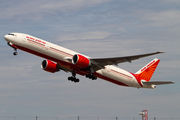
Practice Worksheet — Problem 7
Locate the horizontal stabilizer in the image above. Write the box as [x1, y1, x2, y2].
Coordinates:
[142, 81, 174, 85]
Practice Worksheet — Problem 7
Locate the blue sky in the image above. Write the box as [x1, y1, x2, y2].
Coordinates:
[0, 0, 180, 119]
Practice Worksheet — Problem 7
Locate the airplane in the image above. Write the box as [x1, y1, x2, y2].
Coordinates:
[4, 33, 174, 89]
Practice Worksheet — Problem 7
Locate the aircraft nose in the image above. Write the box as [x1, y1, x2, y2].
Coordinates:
[4, 34, 13, 42]
[4, 35, 8, 39]
[4, 35, 9, 41]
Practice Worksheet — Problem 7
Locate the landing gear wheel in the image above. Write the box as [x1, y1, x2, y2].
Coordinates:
[85, 74, 97, 80]
[13, 52, 18, 56]
[68, 76, 80, 83]
[75, 79, 79, 83]
[68, 77, 71, 80]
[92, 76, 97, 80]
[67, 71, 80, 83]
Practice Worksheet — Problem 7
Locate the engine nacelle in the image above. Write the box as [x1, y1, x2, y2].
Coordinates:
[41, 60, 58, 73]
[72, 54, 91, 68]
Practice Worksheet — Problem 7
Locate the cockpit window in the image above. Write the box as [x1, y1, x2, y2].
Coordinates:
[8, 33, 15, 36]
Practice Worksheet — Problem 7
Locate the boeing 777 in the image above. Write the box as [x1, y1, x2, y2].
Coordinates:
[4, 33, 174, 89]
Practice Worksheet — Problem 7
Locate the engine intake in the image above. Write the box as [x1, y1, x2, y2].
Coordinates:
[72, 54, 91, 68]
[41, 60, 58, 73]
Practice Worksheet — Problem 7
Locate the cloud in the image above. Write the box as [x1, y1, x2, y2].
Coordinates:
[41, 0, 112, 12]
[162, 0, 180, 4]
[57, 31, 112, 41]
[0, 110, 5, 113]
[0, 0, 112, 20]
[139, 10, 180, 27]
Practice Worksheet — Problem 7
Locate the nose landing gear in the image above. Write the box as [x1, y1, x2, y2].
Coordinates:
[13, 51, 18, 56]
[7, 42, 18, 56]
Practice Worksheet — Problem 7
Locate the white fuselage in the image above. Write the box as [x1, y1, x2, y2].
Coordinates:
[4, 33, 153, 88]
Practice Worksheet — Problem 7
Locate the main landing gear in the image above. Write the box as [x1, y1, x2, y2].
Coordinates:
[68, 71, 80, 83]
[85, 74, 97, 80]
[67, 71, 97, 83]
[68, 76, 79, 83]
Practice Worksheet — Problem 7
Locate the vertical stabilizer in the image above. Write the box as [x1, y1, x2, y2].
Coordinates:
[135, 58, 160, 81]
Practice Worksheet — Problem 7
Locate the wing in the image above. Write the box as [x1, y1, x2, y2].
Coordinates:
[142, 81, 174, 85]
[90, 52, 164, 71]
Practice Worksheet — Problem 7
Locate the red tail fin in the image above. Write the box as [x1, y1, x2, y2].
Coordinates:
[135, 58, 160, 81]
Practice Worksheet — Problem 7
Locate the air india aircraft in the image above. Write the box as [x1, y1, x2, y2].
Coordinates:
[4, 33, 174, 89]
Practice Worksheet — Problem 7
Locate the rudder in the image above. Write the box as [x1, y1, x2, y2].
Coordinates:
[135, 58, 160, 81]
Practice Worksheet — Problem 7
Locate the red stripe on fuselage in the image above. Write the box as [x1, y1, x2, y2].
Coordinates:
[94, 72, 129, 87]
[15, 44, 129, 87]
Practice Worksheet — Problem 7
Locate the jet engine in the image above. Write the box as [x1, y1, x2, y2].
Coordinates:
[41, 60, 59, 73]
[72, 54, 91, 68]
